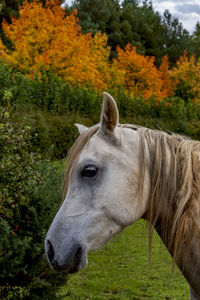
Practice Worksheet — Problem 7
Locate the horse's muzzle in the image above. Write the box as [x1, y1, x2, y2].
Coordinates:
[45, 239, 85, 273]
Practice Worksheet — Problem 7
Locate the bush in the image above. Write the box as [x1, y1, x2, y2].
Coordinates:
[0, 108, 66, 299]
[0, 63, 102, 114]
[1, 62, 200, 159]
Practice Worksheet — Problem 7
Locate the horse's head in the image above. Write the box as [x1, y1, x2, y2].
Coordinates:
[45, 92, 149, 273]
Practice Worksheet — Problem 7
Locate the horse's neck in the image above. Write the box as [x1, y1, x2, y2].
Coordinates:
[154, 222, 200, 296]
[140, 130, 200, 296]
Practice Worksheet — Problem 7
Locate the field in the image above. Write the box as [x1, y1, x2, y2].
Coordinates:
[59, 220, 188, 300]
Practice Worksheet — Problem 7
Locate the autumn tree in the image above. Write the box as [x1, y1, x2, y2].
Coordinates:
[1, 0, 193, 100]
[0, 0, 114, 91]
[159, 55, 177, 97]
[171, 52, 200, 101]
[0, 0, 20, 48]
[0, 36, 9, 61]
[0, 0, 19, 28]
[113, 44, 163, 99]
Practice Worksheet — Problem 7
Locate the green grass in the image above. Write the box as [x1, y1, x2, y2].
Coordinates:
[59, 220, 188, 299]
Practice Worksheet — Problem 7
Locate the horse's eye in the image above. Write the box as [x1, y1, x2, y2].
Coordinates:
[81, 165, 98, 177]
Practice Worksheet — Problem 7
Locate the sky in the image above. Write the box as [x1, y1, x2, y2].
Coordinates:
[152, 0, 200, 33]
[63, 0, 200, 34]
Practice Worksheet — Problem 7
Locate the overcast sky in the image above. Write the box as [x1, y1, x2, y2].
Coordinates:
[152, 0, 200, 33]
[63, 0, 200, 34]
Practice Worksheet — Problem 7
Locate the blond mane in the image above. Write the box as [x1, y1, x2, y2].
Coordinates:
[63, 124, 200, 264]
[137, 126, 200, 265]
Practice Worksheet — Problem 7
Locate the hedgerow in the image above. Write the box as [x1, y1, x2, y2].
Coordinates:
[0, 108, 66, 299]
[1, 62, 200, 159]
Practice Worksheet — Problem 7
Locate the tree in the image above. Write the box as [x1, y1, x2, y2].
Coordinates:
[70, 0, 191, 66]
[190, 22, 200, 60]
[105, 0, 122, 58]
[0, 0, 20, 47]
[120, 0, 143, 52]
[161, 10, 190, 66]
[159, 55, 177, 97]
[171, 52, 200, 101]
[71, 0, 110, 34]
[113, 44, 164, 99]
[0, 0, 56, 48]
[0, 0, 114, 91]
[0, 108, 65, 299]
[0, 0, 20, 27]
[70, 0, 122, 59]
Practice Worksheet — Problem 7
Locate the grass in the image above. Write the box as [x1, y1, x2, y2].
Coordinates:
[59, 220, 189, 299]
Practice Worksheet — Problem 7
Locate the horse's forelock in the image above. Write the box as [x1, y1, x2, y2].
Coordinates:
[63, 124, 138, 201]
[62, 125, 100, 201]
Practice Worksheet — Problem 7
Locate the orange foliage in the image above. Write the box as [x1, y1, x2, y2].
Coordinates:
[159, 55, 177, 97]
[113, 45, 163, 99]
[1, 0, 193, 101]
[171, 51, 200, 101]
[0, 0, 112, 91]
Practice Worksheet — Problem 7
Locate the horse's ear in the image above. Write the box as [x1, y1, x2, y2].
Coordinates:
[100, 92, 119, 135]
[74, 123, 88, 135]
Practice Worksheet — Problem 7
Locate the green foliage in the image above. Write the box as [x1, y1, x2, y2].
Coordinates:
[0, 108, 66, 299]
[105, 0, 121, 58]
[0, 63, 101, 114]
[0, 0, 20, 48]
[120, 0, 165, 62]
[161, 10, 190, 66]
[72, 0, 110, 34]
[190, 22, 200, 59]
[1, 62, 200, 159]
[70, 0, 190, 65]
[0, 0, 19, 29]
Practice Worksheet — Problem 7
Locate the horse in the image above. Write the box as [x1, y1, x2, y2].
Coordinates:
[45, 92, 200, 299]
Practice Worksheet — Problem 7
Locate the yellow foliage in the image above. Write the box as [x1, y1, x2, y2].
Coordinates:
[171, 51, 200, 101]
[0, 38, 10, 62]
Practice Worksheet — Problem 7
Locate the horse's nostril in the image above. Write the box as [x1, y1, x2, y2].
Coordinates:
[74, 247, 82, 264]
[68, 246, 83, 274]
[47, 240, 55, 265]
[46, 238, 84, 273]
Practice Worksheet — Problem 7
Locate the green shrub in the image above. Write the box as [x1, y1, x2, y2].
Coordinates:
[1, 62, 200, 159]
[0, 63, 102, 115]
[0, 108, 66, 299]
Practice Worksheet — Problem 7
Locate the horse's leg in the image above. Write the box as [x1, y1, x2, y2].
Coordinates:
[190, 286, 200, 300]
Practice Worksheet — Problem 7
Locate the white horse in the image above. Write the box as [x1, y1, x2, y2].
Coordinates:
[45, 92, 200, 299]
